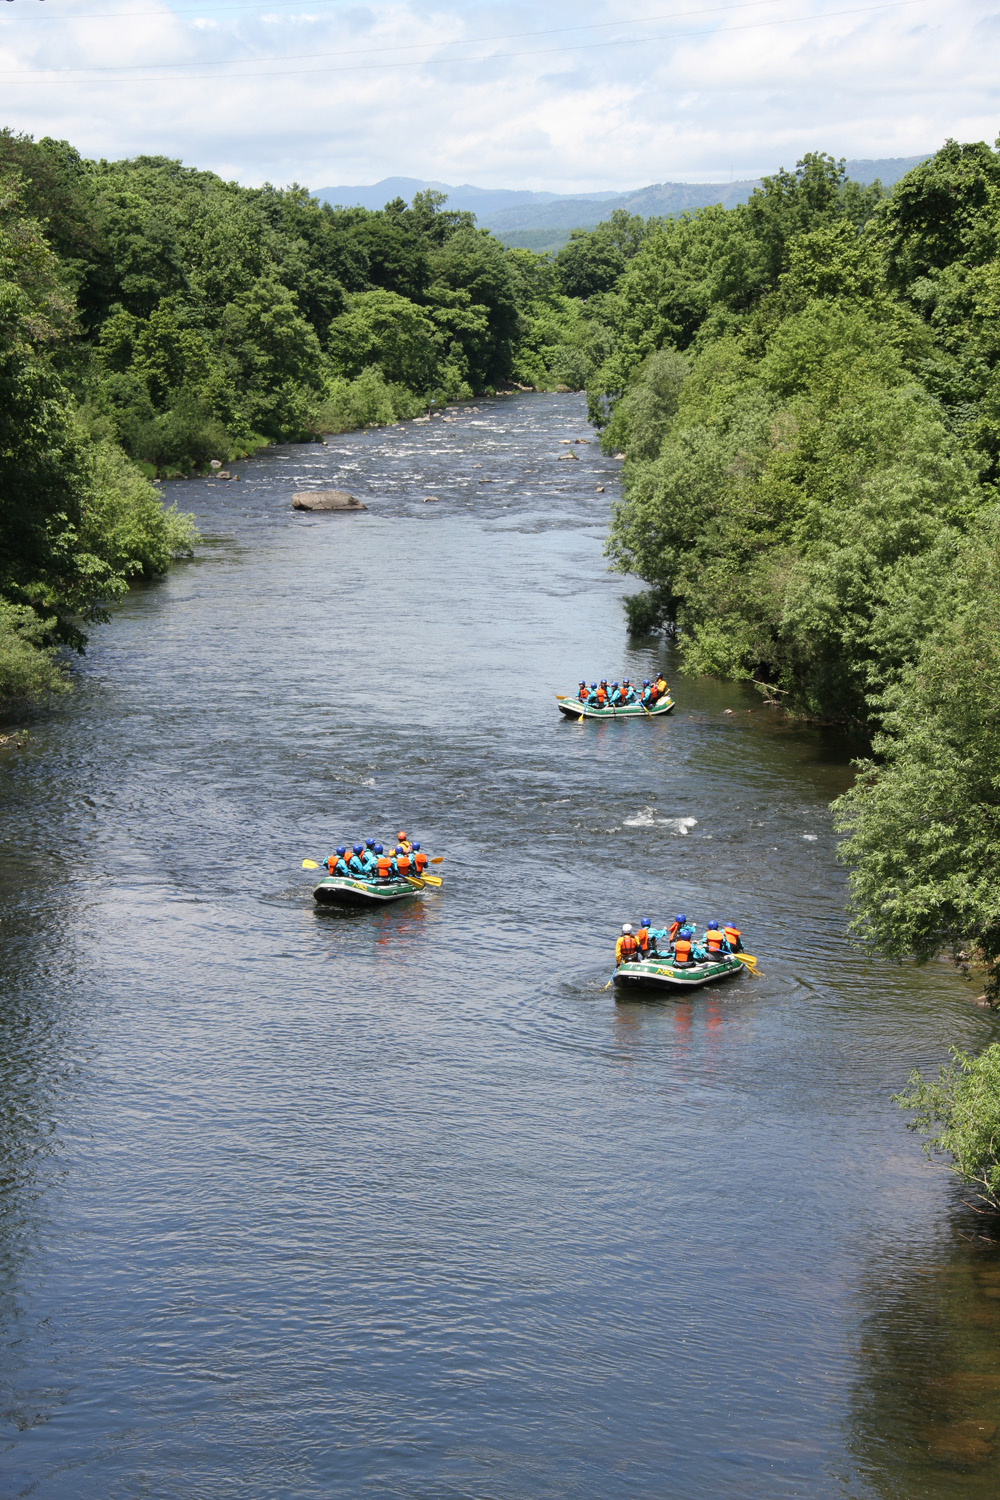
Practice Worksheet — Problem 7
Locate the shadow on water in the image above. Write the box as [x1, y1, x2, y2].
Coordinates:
[847, 1201, 1000, 1497]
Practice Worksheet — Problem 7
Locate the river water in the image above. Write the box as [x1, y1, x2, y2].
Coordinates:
[2, 393, 999, 1498]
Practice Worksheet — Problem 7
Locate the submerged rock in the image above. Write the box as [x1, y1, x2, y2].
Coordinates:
[292, 490, 366, 511]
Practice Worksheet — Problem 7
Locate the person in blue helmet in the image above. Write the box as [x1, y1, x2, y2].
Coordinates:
[621, 678, 637, 704]
[347, 843, 367, 877]
[586, 681, 600, 706]
[682, 924, 709, 962]
[636, 917, 653, 956]
[411, 841, 428, 875]
[702, 920, 731, 957]
[609, 680, 624, 707]
[360, 839, 378, 875]
[577, 680, 589, 702]
[640, 679, 655, 707]
[325, 845, 350, 877]
[667, 913, 687, 944]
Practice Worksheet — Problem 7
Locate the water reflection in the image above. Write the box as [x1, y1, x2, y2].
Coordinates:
[848, 1205, 1000, 1495]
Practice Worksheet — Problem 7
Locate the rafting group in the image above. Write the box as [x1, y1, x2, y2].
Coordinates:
[610, 915, 756, 991]
[557, 672, 674, 720]
[304, 831, 443, 906]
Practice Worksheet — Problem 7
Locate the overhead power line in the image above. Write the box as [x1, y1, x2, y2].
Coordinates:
[0, 0, 928, 81]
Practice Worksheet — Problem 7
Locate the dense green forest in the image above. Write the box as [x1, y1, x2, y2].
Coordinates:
[0, 129, 615, 702]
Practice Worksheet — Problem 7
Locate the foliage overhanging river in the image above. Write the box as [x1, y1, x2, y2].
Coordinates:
[3, 393, 1000, 1498]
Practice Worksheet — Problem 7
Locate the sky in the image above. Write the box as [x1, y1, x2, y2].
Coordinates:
[0, 0, 997, 191]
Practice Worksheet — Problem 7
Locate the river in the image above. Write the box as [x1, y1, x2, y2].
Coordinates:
[1, 392, 999, 1498]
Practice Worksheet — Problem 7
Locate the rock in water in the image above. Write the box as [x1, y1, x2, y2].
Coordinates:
[292, 490, 366, 511]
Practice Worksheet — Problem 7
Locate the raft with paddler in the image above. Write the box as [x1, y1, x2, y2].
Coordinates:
[303, 831, 444, 907]
[557, 673, 674, 720]
[606, 915, 758, 993]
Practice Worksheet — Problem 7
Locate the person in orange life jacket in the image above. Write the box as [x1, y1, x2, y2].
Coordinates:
[347, 844, 367, 877]
[585, 681, 600, 705]
[577, 680, 589, 702]
[636, 918, 654, 955]
[676, 923, 707, 961]
[672, 931, 694, 965]
[374, 846, 394, 881]
[723, 920, 743, 952]
[702, 921, 731, 955]
[667, 913, 687, 943]
[608, 681, 624, 706]
[616, 923, 640, 965]
[396, 831, 413, 854]
[394, 846, 413, 877]
[411, 842, 428, 874]
[621, 679, 637, 704]
[325, 845, 350, 876]
[596, 679, 609, 705]
[640, 679, 655, 706]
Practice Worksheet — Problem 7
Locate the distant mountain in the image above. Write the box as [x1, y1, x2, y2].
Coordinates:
[314, 176, 621, 213]
[314, 157, 932, 255]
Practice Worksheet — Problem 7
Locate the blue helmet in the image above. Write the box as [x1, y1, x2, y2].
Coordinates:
[611, 681, 619, 687]
[412, 841, 420, 850]
[590, 682, 597, 688]
[643, 679, 650, 685]
[675, 913, 686, 923]
[640, 917, 651, 927]
[579, 679, 586, 685]
[353, 844, 364, 854]
[375, 844, 383, 854]
[365, 838, 376, 849]
[395, 845, 404, 854]
[680, 925, 694, 937]
[707, 920, 719, 929]
[336, 845, 346, 856]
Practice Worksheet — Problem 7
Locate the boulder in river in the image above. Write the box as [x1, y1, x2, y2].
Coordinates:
[292, 490, 366, 512]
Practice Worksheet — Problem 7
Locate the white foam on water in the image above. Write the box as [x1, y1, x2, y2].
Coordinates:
[802, 833, 819, 840]
[623, 809, 698, 834]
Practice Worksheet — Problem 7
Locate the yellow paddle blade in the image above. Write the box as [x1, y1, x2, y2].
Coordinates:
[736, 952, 757, 966]
[419, 873, 443, 886]
[404, 875, 425, 888]
[302, 859, 319, 869]
[430, 856, 444, 864]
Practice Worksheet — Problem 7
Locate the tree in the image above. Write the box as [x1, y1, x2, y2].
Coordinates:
[327, 289, 441, 390]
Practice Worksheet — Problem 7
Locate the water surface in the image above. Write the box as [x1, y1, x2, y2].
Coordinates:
[2, 394, 998, 1498]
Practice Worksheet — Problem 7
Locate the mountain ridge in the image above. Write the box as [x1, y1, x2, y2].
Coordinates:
[314, 156, 932, 253]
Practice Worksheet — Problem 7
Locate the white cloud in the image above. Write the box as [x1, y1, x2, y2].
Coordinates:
[0, 0, 996, 189]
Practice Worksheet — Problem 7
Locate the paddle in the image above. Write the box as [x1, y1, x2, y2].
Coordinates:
[735, 952, 757, 968]
[430, 857, 444, 864]
[603, 968, 618, 991]
[416, 872, 442, 886]
[639, 698, 652, 718]
[404, 875, 425, 889]
[302, 859, 320, 869]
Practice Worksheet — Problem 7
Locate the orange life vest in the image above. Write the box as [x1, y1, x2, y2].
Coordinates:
[673, 938, 692, 962]
[667, 920, 681, 942]
[376, 856, 392, 878]
[578, 687, 589, 701]
[596, 687, 608, 704]
[637, 927, 649, 952]
[396, 853, 412, 876]
[724, 925, 741, 948]
[413, 851, 428, 872]
[619, 933, 638, 960]
[705, 930, 724, 952]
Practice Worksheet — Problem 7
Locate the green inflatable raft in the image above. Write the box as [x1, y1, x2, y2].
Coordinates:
[612, 953, 744, 992]
[313, 875, 420, 907]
